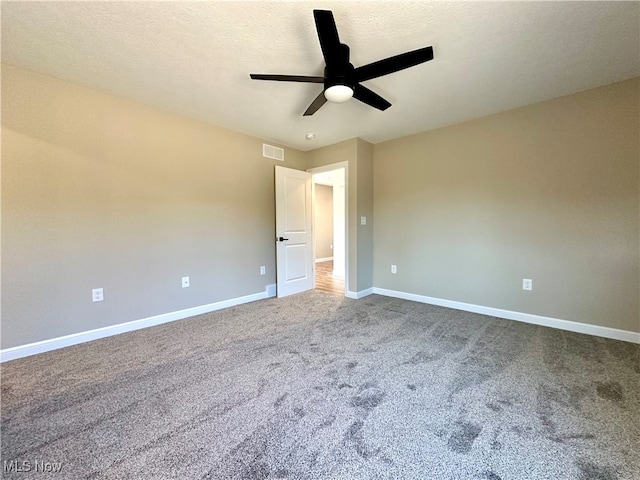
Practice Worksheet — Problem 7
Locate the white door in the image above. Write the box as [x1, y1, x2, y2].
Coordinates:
[275, 166, 314, 297]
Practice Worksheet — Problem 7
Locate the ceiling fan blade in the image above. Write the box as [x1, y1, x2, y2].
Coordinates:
[303, 91, 327, 116]
[314, 10, 342, 66]
[353, 84, 391, 111]
[250, 74, 324, 83]
[354, 46, 434, 82]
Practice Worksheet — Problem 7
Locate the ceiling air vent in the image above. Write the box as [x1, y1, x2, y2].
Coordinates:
[263, 143, 284, 161]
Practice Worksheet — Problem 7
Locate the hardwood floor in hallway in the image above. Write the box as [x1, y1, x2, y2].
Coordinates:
[315, 260, 344, 295]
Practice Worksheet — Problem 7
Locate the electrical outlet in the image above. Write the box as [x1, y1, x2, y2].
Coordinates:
[391, 265, 397, 274]
[92, 288, 104, 302]
[361, 216, 367, 225]
[260, 266, 266, 275]
[182, 276, 190, 288]
[522, 278, 532, 291]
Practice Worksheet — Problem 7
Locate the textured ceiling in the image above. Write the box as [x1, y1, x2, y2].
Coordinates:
[2, 1, 639, 151]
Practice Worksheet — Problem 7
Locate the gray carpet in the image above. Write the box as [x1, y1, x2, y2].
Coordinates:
[1, 291, 638, 479]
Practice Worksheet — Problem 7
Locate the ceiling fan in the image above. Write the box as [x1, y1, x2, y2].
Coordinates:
[250, 9, 434, 116]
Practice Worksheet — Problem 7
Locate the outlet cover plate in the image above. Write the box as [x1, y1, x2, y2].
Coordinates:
[92, 288, 104, 302]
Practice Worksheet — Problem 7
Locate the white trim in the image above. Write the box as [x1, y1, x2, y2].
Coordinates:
[372, 288, 640, 344]
[315, 257, 333, 263]
[1, 287, 275, 363]
[308, 161, 349, 298]
[307, 162, 349, 175]
[6, 285, 634, 363]
[346, 288, 374, 300]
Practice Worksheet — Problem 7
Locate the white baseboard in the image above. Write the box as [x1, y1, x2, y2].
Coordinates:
[0, 286, 277, 363]
[346, 288, 374, 300]
[315, 257, 333, 263]
[372, 287, 640, 344]
[5, 284, 635, 363]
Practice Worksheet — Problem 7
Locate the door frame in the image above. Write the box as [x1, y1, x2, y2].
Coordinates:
[308, 161, 349, 297]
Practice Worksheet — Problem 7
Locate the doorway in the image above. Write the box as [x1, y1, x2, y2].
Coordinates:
[310, 164, 347, 296]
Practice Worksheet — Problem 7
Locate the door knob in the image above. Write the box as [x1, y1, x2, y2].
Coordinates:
[278, 237, 289, 242]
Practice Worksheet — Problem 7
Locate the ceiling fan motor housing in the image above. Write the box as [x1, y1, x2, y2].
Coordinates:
[324, 43, 355, 91]
[324, 65, 355, 92]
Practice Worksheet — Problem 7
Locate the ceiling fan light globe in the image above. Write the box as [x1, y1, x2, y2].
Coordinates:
[325, 85, 354, 103]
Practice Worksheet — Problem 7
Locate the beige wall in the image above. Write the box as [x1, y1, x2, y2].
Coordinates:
[3, 63, 638, 351]
[1, 65, 307, 349]
[314, 184, 333, 260]
[374, 78, 640, 332]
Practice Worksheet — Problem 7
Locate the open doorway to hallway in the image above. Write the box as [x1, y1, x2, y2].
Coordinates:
[312, 166, 346, 295]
